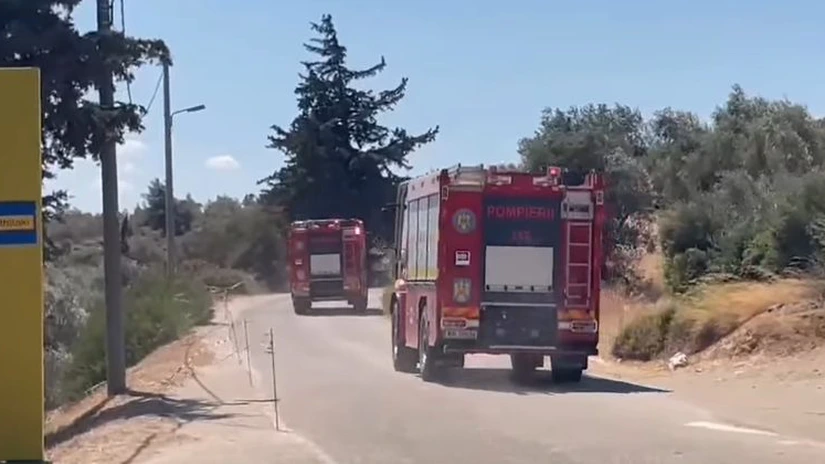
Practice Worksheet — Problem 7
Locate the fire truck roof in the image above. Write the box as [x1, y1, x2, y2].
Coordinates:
[400, 164, 604, 201]
[290, 218, 363, 229]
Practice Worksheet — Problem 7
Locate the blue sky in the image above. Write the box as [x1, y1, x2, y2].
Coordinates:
[45, 0, 825, 213]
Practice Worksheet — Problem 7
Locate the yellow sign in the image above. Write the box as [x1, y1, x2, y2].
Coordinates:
[0, 68, 44, 461]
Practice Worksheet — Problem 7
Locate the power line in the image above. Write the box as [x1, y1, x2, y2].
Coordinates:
[117, 0, 133, 105]
[143, 70, 163, 116]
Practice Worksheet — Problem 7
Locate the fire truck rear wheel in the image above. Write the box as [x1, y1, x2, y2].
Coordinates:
[510, 353, 541, 382]
[391, 299, 417, 373]
[292, 297, 310, 315]
[551, 367, 583, 383]
[354, 296, 368, 312]
[418, 315, 442, 382]
[550, 355, 585, 383]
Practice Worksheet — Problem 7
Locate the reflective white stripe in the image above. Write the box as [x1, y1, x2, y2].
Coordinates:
[558, 320, 598, 333]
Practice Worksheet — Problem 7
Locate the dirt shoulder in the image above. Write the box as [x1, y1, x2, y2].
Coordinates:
[593, 272, 825, 442]
[46, 297, 328, 464]
[592, 346, 825, 443]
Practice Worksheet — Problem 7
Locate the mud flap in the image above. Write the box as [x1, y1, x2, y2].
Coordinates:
[550, 354, 588, 370]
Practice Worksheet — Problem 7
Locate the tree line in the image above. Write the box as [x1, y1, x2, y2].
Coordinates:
[7, 2, 825, 406]
[266, 15, 825, 294]
[519, 89, 825, 292]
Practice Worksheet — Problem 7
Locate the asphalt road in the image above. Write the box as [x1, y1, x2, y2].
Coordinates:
[241, 289, 825, 464]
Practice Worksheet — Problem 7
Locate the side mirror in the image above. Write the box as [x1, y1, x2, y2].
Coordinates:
[381, 202, 401, 212]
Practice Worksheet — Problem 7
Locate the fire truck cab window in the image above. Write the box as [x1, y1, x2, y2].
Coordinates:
[402, 193, 440, 282]
[427, 195, 439, 279]
[400, 199, 410, 274]
[408, 199, 420, 280]
[416, 198, 428, 280]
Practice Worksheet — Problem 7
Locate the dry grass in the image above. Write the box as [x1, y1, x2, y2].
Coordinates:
[637, 250, 665, 294]
[683, 279, 820, 322]
[598, 288, 657, 356]
[612, 277, 825, 360]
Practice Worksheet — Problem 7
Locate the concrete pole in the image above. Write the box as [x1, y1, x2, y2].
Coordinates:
[163, 60, 176, 278]
[96, 0, 126, 395]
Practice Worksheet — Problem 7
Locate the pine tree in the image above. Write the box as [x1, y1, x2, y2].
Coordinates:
[259, 14, 438, 242]
[141, 179, 198, 236]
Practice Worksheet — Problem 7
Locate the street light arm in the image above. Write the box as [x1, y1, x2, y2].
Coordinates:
[171, 104, 206, 118]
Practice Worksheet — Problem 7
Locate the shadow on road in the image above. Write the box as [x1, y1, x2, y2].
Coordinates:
[436, 368, 671, 396]
[299, 306, 385, 317]
[45, 389, 237, 449]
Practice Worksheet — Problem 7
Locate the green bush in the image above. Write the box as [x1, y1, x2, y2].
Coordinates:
[611, 304, 677, 361]
[180, 259, 264, 294]
[62, 266, 212, 400]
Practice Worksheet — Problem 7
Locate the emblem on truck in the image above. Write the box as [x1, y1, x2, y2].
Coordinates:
[452, 208, 476, 234]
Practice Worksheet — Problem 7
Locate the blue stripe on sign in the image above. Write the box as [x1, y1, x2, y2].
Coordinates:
[0, 231, 38, 246]
[0, 201, 36, 217]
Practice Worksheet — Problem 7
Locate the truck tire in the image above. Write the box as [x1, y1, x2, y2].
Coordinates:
[418, 315, 442, 382]
[292, 297, 310, 315]
[391, 299, 417, 373]
[354, 295, 368, 312]
[550, 355, 585, 383]
[551, 367, 583, 384]
[510, 353, 541, 382]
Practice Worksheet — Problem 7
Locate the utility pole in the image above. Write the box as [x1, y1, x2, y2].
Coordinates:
[96, 0, 126, 395]
[162, 60, 175, 278]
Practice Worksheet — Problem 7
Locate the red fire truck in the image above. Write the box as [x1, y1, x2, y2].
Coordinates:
[388, 165, 606, 383]
[288, 218, 369, 314]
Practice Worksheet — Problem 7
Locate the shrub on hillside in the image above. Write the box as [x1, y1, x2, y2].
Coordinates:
[180, 259, 264, 294]
[612, 279, 823, 360]
[611, 303, 676, 361]
[44, 264, 100, 408]
[62, 266, 212, 401]
[660, 171, 825, 291]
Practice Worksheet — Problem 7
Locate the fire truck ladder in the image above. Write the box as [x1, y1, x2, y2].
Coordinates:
[565, 222, 592, 308]
[440, 164, 487, 191]
[562, 192, 595, 309]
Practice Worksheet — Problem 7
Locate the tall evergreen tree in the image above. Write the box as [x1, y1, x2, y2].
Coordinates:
[259, 14, 438, 242]
[140, 179, 198, 236]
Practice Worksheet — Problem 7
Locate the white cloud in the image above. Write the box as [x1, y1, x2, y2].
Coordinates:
[91, 177, 133, 192]
[118, 137, 146, 176]
[44, 135, 150, 212]
[120, 137, 147, 158]
[205, 155, 240, 171]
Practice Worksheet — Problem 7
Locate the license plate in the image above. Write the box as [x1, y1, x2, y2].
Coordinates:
[444, 329, 477, 340]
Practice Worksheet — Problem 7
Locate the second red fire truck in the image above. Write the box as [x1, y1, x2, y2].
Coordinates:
[288, 218, 369, 314]
[388, 165, 606, 383]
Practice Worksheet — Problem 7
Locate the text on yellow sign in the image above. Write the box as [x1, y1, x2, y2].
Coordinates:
[0, 216, 35, 231]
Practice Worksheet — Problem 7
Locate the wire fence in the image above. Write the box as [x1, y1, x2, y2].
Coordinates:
[205, 282, 281, 430]
[75, 283, 283, 434]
